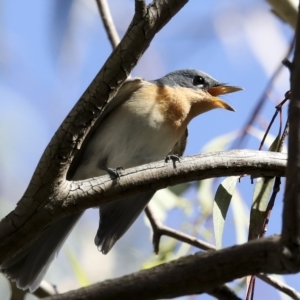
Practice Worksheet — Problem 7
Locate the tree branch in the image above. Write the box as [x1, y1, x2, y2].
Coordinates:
[42, 237, 291, 300]
[281, 2, 300, 260]
[145, 204, 215, 253]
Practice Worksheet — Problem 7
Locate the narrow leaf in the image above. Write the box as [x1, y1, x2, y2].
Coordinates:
[248, 136, 279, 240]
[213, 176, 239, 249]
[248, 177, 275, 240]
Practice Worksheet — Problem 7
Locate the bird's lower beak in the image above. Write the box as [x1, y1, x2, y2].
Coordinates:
[207, 85, 243, 112]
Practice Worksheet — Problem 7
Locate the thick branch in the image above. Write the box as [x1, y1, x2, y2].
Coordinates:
[281, 4, 300, 250]
[42, 237, 293, 300]
[0, 150, 286, 263]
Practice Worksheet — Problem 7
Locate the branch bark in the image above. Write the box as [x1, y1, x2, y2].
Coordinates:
[42, 237, 291, 300]
[281, 2, 300, 262]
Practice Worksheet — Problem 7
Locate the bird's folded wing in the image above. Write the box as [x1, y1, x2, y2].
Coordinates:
[68, 77, 146, 179]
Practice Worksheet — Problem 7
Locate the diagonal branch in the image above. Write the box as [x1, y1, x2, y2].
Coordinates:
[0, 0, 189, 265]
[145, 204, 215, 254]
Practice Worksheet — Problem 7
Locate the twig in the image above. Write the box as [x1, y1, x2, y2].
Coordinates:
[145, 205, 215, 254]
[233, 39, 294, 149]
[246, 276, 255, 300]
[260, 119, 289, 237]
[96, 0, 120, 49]
[258, 91, 290, 151]
[258, 274, 300, 300]
[248, 96, 290, 298]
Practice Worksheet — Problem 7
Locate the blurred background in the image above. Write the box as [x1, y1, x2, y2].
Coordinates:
[0, 0, 295, 299]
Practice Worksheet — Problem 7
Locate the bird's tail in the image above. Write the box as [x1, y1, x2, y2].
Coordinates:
[95, 191, 155, 254]
[1, 212, 82, 292]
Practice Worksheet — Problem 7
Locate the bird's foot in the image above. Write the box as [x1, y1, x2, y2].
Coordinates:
[107, 167, 124, 178]
[165, 154, 181, 163]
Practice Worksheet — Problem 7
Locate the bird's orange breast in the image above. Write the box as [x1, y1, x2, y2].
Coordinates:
[132, 84, 194, 133]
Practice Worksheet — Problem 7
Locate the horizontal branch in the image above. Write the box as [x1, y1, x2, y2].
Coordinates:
[43, 236, 290, 300]
[66, 149, 286, 211]
[0, 150, 286, 263]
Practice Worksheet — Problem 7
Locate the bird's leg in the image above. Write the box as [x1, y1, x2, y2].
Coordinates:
[165, 154, 181, 163]
[165, 154, 181, 169]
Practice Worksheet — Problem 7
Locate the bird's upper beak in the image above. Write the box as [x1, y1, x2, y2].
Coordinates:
[207, 85, 243, 112]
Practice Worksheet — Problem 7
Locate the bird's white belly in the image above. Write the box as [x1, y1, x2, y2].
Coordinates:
[73, 101, 180, 180]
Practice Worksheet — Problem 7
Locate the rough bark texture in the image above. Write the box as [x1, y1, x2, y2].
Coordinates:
[44, 237, 284, 300]
[281, 2, 300, 270]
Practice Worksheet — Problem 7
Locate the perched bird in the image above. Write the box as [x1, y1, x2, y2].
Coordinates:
[1, 69, 242, 292]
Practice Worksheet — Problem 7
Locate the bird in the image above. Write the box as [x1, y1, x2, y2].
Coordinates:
[1, 69, 242, 292]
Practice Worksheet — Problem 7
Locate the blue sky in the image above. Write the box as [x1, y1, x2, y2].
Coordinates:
[0, 1, 295, 299]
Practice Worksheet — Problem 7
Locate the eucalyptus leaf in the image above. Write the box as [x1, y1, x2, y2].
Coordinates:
[213, 176, 239, 249]
[248, 136, 279, 240]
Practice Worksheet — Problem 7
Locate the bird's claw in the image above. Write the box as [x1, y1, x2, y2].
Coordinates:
[165, 154, 181, 164]
[107, 167, 124, 178]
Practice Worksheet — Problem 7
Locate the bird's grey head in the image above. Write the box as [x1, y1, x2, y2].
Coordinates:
[152, 69, 222, 90]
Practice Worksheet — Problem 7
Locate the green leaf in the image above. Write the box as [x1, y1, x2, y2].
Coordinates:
[268, 134, 281, 152]
[231, 189, 249, 244]
[213, 176, 239, 249]
[64, 246, 90, 287]
[248, 177, 275, 240]
[248, 135, 280, 240]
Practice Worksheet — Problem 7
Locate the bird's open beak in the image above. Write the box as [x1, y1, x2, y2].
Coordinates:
[207, 85, 243, 112]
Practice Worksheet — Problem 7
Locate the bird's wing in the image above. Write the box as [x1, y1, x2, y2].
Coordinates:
[68, 77, 145, 179]
[95, 190, 156, 254]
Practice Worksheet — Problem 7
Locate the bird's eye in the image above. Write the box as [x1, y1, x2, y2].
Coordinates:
[193, 76, 205, 86]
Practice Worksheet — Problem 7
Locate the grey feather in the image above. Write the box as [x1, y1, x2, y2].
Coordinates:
[1, 213, 81, 292]
[95, 191, 155, 254]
